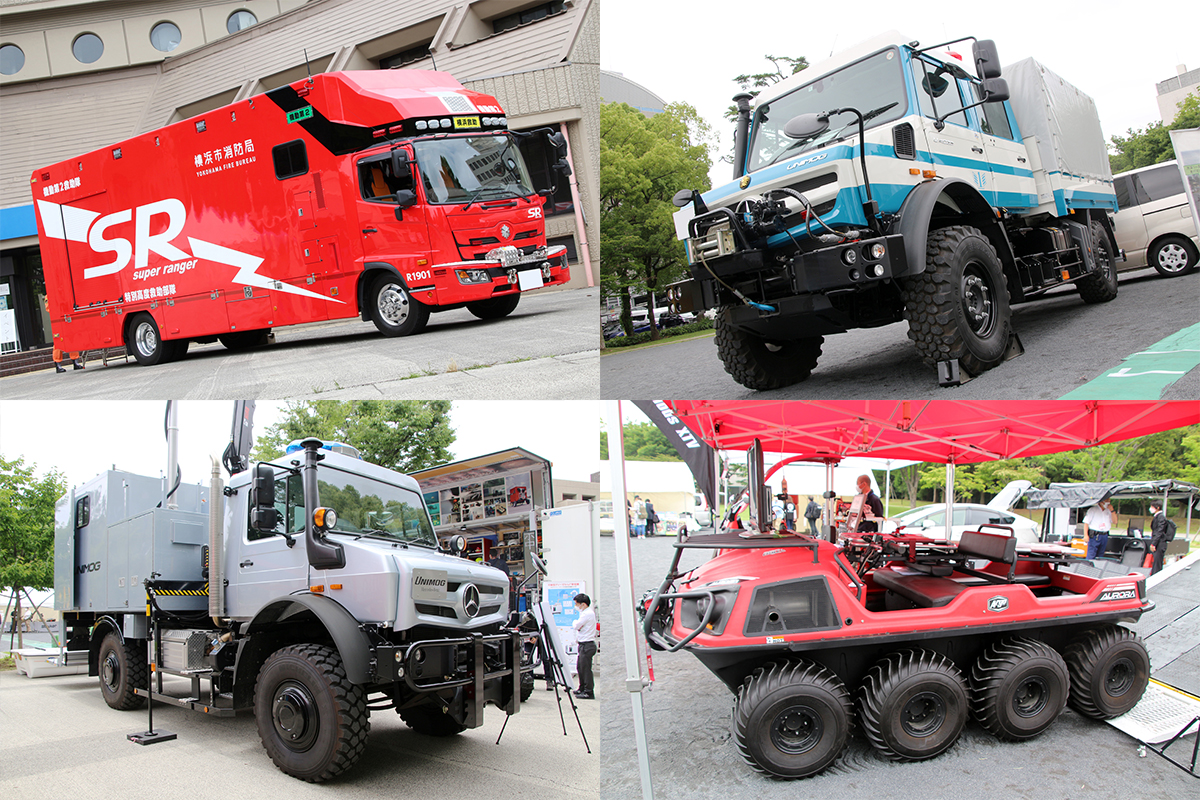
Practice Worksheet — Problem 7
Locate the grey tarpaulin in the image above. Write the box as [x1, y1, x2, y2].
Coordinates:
[1024, 479, 1200, 509]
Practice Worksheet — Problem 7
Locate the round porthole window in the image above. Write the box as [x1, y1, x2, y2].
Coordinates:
[72, 32, 104, 64]
[226, 10, 257, 34]
[150, 22, 182, 53]
[0, 43, 24, 75]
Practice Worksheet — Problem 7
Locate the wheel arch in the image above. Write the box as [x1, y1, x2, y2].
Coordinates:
[88, 614, 125, 676]
[357, 262, 409, 321]
[1148, 231, 1199, 263]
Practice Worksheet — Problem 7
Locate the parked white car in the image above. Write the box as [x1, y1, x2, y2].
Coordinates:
[1112, 161, 1199, 277]
[882, 503, 1041, 544]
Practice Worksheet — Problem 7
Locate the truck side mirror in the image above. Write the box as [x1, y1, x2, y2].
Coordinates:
[390, 147, 411, 176]
[783, 113, 830, 140]
[982, 77, 1009, 103]
[547, 131, 568, 159]
[250, 463, 281, 532]
[973, 39, 1002, 80]
[394, 189, 417, 208]
[554, 158, 572, 178]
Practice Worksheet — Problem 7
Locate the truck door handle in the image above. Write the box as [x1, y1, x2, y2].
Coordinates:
[1017, 157, 1027, 163]
[239, 560, 253, 568]
[362, 227, 378, 234]
[971, 146, 984, 153]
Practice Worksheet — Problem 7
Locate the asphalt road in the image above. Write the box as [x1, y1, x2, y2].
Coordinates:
[2, 286, 600, 400]
[597, 532, 1197, 800]
[601, 268, 1199, 399]
[0, 667, 597, 800]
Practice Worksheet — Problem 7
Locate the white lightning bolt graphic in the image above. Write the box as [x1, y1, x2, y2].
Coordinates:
[188, 237, 344, 304]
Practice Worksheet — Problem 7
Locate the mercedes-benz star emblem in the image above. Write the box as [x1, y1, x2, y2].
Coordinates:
[462, 584, 481, 618]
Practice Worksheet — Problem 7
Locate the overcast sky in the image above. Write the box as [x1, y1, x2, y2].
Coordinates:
[0, 400, 600, 490]
[601, 0, 1196, 186]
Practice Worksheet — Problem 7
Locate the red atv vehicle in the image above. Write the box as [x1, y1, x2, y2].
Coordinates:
[641, 524, 1153, 778]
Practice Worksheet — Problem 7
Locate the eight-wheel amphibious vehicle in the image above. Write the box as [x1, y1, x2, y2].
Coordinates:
[642, 524, 1153, 778]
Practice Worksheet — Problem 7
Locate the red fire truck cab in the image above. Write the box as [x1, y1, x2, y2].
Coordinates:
[32, 70, 572, 365]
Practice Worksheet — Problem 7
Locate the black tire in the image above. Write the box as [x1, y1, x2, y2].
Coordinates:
[467, 294, 521, 320]
[1077, 220, 1119, 304]
[1149, 235, 1198, 278]
[219, 328, 270, 351]
[368, 273, 429, 337]
[732, 660, 852, 778]
[858, 649, 968, 762]
[1063, 625, 1150, 719]
[970, 637, 1068, 741]
[400, 703, 468, 737]
[254, 644, 370, 782]
[126, 313, 174, 366]
[521, 668, 535, 702]
[714, 310, 823, 391]
[901, 225, 1012, 375]
[97, 632, 147, 710]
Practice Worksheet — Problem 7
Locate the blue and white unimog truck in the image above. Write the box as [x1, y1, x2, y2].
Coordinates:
[669, 33, 1122, 388]
[53, 420, 524, 782]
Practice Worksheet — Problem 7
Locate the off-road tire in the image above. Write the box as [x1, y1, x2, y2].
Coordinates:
[714, 310, 823, 391]
[254, 644, 370, 782]
[369, 273, 429, 337]
[901, 225, 1012, 375]
[1149, 235, 1198, 278]
[858, 649, 968, 761]
[1076, 220, 1119, 304]
[400, 704, 469, 737]
[467, 294, 521, 320]
[970, 637, 1068, 741]
[98, 632, 147, 710]
[219, 328, 271, 351]
[732, 660, 852, 778]
[1062, 625, 1150, 719]
[521, 669, 535, 702]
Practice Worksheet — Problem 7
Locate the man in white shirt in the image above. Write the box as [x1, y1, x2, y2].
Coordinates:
[572, 593, 597, 699]
[1083, 499, 1115, 561]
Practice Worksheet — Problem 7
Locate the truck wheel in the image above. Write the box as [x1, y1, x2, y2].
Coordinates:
[970, 637, 1068, 741]
[1149, 235, 1198, 277]
[732, 660, 852, 778]
[98, 632, 147, 710]
[254, 644, 369, 782]
[126, 313, 176, 366]
[400, 703, 468, 737]
[467, 294, 521, 320]
[520, 669, 535, 702]
[901, 225, 1012, 375]
[714, 311, 823, 391]
[369, 274, 429, 337]
[1076, 220, 1119, 303]
[858, 649, 968, 761]
[1062, 625, 1149, 719]
[219, 328, 270, 351]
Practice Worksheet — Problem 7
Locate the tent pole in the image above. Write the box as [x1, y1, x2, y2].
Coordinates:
[945, 459, 956, 541]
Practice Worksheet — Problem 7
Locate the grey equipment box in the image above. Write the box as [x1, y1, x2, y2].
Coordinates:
[54, 470, 211, 615]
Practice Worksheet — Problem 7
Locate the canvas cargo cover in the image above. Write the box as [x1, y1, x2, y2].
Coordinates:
[1005, 57, 1112, 182]
[1024, 480, 1200, 509]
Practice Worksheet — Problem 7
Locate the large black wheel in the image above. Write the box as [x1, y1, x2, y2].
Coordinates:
[400, 700, 468, 737]
[97, 632, 147, 710]
[368, 273, 429, 337]
[254, 644, 370, 782]
[1149, 235, 1198, 278]
[219, 328, 271, 351]
[467, 294, 521, 320]
[970, 637, 1068, 741]
[1077, 220, 1119, 304]
[520, 668, 535, 702]
[714, 310, 823, 391]
[732, 660, 852, 778]
[901, 225, 1012, 375]
[126, 313, 181, 366]
[858, 649, 968, 762]
[1063, 625, 1150, 719]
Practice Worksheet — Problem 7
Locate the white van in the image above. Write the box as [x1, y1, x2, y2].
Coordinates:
[1112, 161, 1199, 277]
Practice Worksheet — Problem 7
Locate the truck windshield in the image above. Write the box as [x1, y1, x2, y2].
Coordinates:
[747, 48, 907, 173]
[413, 134, 536, 205]
[317, 468, 437, 547]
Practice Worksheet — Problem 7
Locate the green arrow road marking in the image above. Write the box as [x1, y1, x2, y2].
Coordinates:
[1059, 322, 1200, 399]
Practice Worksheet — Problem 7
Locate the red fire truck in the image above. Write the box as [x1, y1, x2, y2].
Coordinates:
[32, 70, 572, 365]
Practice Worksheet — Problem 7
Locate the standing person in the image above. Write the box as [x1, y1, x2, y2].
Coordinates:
[632, 495, 646, 539]
[1083, 498, 1116, 561]
[572, 593, 597, 699]
[804, 496, 822, 536]
[1148, 502, 1171, 575]
[645, 499, 658, 537]
[855, 475, 884, 533]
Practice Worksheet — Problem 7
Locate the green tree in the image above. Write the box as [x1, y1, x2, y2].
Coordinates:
[1, 456, 66, 649]
[723, 55, 810, 122]
[599, 422, 680, 462]
[1109, 92, 1200, 173]
[253, 401, 455, 472]
[600, 101, 714, 338]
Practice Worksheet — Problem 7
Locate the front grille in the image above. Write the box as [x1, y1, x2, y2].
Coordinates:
[480, 604, 502, 616]
[893, 123, 916, 160]
[786, 172, 838, 196]
[743, 578, 840, 635]
[513, 229, 539, 240]
[469, 237, 500, 246]
[415, 604, 458, 620]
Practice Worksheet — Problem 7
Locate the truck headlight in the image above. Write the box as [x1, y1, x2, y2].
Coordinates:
[456, 269, 492, 284]
[867, 243, 886, 260]
[313, 507, 337, 531]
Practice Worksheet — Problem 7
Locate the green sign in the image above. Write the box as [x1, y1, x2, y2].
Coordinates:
[287, 106, 313, 124]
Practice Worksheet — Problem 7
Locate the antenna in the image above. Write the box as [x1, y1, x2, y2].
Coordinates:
[303, 48, 313, 82]
[429, 51, 438, 71]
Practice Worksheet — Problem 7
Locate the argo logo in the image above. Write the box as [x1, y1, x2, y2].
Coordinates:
[35, 197, 341, 304]
[987, 596, 1009, 613]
